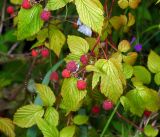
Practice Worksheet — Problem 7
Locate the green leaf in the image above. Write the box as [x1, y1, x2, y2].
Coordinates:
[147, 51, 160, 73]
[46, 0, 71, 10]
[44, 107, 59, 127]
[36, 117, 59, 137]
[154, 72, 160, 85]
[35, 84, 56, 106]
[86, 59, 125, 103]
[60, 77, 87, 113]
[13, 105, 44, 128]
[144, 125, 159, 137]
[73, 115, 89, 125]
[120, 85, 160, 116]
[0, 118, 15, 137]
[60, 126, 76, 137]
[122, 63, 133, 79]
[36, 28, 48, 42]
[10, 0, 22, 5]
[156, 0, 160, 4]
[92, 72, 100, 89]
[17, 5, 44, 40]
[67, 35, 89, 56]
[46, 26, 66, 56]
[133, 66, 151, 84]
[75, 0, 104, 33]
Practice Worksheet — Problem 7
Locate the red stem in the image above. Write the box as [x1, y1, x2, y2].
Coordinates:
[116, 111, 143, 131]
[91, 35, 101, 54]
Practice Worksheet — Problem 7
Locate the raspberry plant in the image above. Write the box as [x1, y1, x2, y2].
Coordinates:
[0, 0, 160, 137]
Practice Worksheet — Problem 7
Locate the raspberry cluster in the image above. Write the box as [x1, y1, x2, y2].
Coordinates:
[31, 46, 49, 58]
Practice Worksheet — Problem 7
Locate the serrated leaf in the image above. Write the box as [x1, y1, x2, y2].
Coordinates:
[75, 0, 104, 33]
[13, 105, 44, 128]
[144, 125, 159, 137]
[148, 51, 160, 73]
[67, 35, 89, 56]
[44, 107, 59, 127]
[60, 126, 76, 137]
[86, 59, 125, 103]
[133, 66, 151, 84]
[35, 84, 56, 106]
[17, 5, 44, 40]
[120, 85, 160, 116]
[46, 26, 66, 56]
[73, 115, 88, 125]
[92, 72, 100, 89]
[36, 117, 59, 137]
[0, 118, 15, 137]
[60, 78, 87, 113]
[122, 63, 133, 79]
[46, 0, 71, 10]
[154, 72, 160, 85]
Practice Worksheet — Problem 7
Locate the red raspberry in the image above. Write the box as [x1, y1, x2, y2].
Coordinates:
[50, 71, 59, 81]
[91, 105, 100, 114]
[41, 49, 49, 58]
[62, 69, 71, 78]
[77, 80, 87, 90]
[40, 10, 51, 21]
[144, 110, 151, 117]
[22, 0, 32, 9]
[31, 49, 38, 57]
[102, 100, 113, 111]
[7, 6, 14, 14]
[80, 54, 88, 65]
[66, 61, 77, 72]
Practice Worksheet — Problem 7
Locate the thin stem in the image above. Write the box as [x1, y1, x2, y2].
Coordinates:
[100, 100, 120, 137]
[91, 35, 101, 54]
[108, 0, 115, 18]
[104, 0, 109, 17]
[116, 111, 143, 131]
[0, 0, 7, 34]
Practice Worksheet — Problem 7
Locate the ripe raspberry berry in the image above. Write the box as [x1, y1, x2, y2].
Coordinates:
[41, 49, 49, 58]
[144, 110, 151, 117]
[31, 49, 38, 57]
[50, 71, 59, 81]
[66, 61, 77, 72]
[40, 10, 51, 21]
[62, 69, 71, 78]
[77, 80, 87, 90]
[91, 105, 100, 114]
[102, 100, 113, 111]
[22, 0, 32, 9]
[80, 54, 88, 65]
[7, 6, 14, 14]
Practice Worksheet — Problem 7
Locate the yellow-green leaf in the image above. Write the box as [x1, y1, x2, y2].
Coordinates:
[73, 115, 89, 125]
[46, 26, 66, 56]
[10, 0, 22, 5]
[17, 5, 44, 40]
[13, 105, 44, 128]
[60, 78, 87, 113]
[44, 107, 59, 127]
[36, 117, 59, 137]
[67, 35, 89, 56]
[60, 126, 76, 137]
[0, 118, 15, 137]
[147, 50, 160, 73]
[46, 0, 71, 10]
[154, 72, 160, 85]
[133, 66, 151, 84]
[75, 0, 104, 33]
[36, 84, 56, 106]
